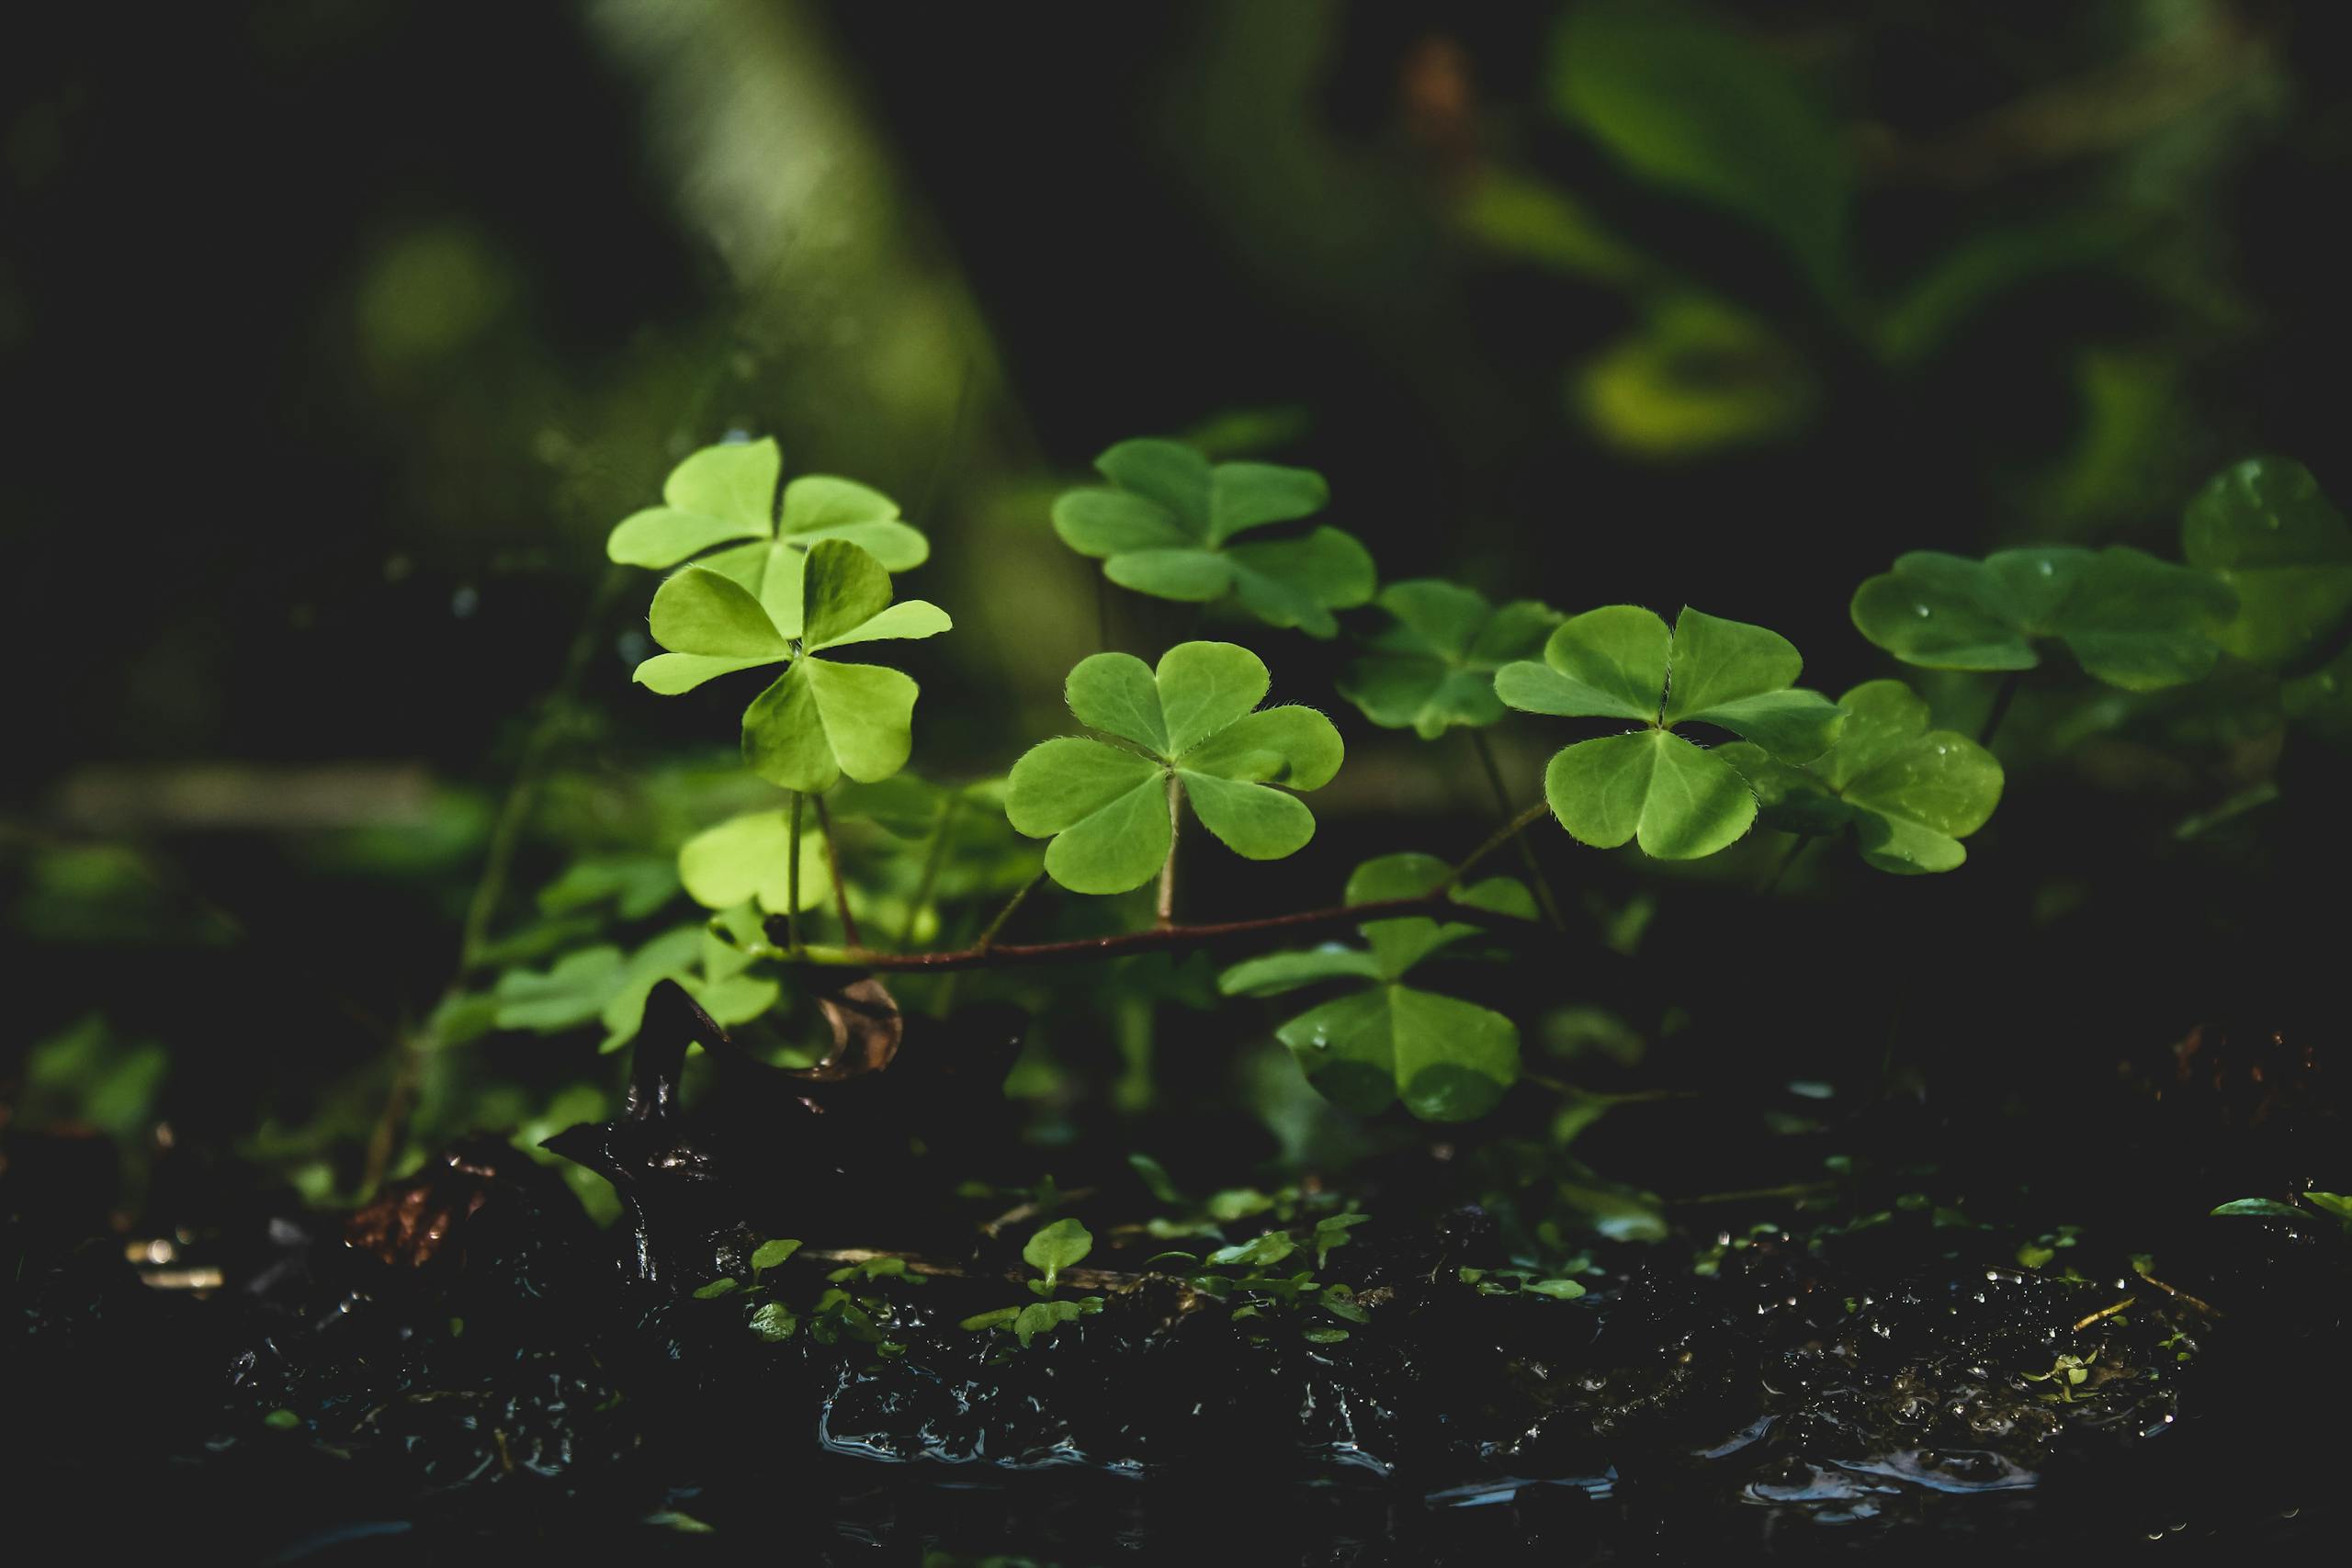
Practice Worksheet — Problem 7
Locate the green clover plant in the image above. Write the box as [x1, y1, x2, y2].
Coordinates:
[607, 437, 928, 635]
[492, 915, 776, 1054]
[1338, 580, 1563, 739]
[1494, 606, 1843, 859]
[1849, 546, 2235, 692]
[1050, 439, 1374, 637]
[1220, 853, 1534, 1121]
[1719, 680, 2004, 874]
[2181, 457, 2352, 669]
[1005, 641, 1342, 895]
[635, 537, 949, 793]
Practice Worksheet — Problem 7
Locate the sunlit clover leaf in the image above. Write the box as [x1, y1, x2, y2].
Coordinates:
[1494, 606, 1843, 859]
[1720, 680, 2003, 874]
[1218, 853, 1533, 1122]
[632, 538, 950, 793]
[1851, 546, 2236, 692]
[1050, 438, 1374, 637]
[607, 437, 928, 629]
[677, 810, 831, 914]
[2182, 457, 2352, 668]
[1005, 641, 1343, 894]
[1338, 580, 1563, 739]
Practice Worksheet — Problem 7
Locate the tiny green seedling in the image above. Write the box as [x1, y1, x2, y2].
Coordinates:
[1144, 1211, 1376, 1343]
[1022, 1217, 1094, 1297]
[962, 1218, 1105, 1348]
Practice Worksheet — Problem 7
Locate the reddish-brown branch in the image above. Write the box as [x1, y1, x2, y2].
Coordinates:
[762, 891, 1546, 973]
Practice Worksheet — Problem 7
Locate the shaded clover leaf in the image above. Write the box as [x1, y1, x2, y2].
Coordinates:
[607, 437, 927, 633]
[1720, 680, 2003, 874]
[1849, 546, 2236, 692]
[1005, 642, 1343, 895]
[1219, 853, 1534, 1122]
[493, 920, 775, 1054]
[1494, 606, 1843, 859]
[2182, 457, 2352, 668]
[634, 538, 950, 793]
[1337, 580, 1563, 739]
[1050, 439, 1374, 637]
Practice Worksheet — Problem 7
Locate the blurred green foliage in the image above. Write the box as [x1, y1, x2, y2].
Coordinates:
[5, 0, 2347, 1225]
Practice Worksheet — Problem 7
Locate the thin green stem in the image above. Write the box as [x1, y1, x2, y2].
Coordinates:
[1443, 801, 1554, 891]
[1760, 833, 1814, 896]
[1976, 669, 2024, 749]
[1155, 773, 1182, 928]
[370, 563, 625, 1195]
[898, 797, 959, 950]
[1469, 730, 1567, 932]
[976, 870, 1046, 953]
[810, 792, 862, 949]
[786, 791, 805, 956]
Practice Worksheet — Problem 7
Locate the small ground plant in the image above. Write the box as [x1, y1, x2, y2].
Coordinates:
[495, 433, 2339, 1145]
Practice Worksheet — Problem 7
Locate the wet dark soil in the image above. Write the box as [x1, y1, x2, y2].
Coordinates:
[3, 1000, 2344, 1564]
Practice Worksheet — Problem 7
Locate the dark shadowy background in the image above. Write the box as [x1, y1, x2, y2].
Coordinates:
[3, 0, 2345, 1201]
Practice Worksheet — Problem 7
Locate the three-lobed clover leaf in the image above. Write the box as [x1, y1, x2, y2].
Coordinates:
[493, 919, 776, 1054]
[634, 538, 950, 794]
[2181, 457, 2352, 668]
[607, 437, 928, 634]
[1005, 642, 1343, 895]
[1337, 580, 1563, 739]
[1219, 853, 1534, 1122]
[1050, 439, 1374, 637]
[1494, 606, 1844, 860]
[676, 810, 832, 914]
[1849, 546, 2236, 692]
[1719, 680, 2004, 874]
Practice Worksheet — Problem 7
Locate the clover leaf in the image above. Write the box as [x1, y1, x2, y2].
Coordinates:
[1719, 680, 2004, 874]
[1494, 606, 1843, 859]
[1050, 439, 1374, 637]
[1005, 641, 1343, 895]
[2182, 457, 2352, 668]
[1219, 853, 1534, 1122]
[607, 437, 928, 632]
[633, 538, 950, 793]
[492, 920, 775, 1053]
[1337, 580, 1563, 739]
[1849, 546, 2236, 692]
[675, 810, 831, 914]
